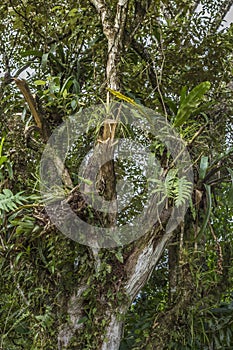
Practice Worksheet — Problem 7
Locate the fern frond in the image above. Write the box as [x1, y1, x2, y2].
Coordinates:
[149, 170, 192, 208]
[150, 174, 174, 201]
[173, 176, 192, 207]
[0, 189, 27, 212]
[164, 169, 177, 198]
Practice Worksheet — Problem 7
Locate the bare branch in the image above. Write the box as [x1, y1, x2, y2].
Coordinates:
[13, 78, 49, 139]
[13, 57, 38, 78]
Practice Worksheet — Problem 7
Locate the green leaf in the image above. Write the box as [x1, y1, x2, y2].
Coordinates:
[72, 79, 80, 94]
[68, 8, 78, 17]
[15, 252, 25, 264]
[0, 137, 5, 157]
[115, 250, 124, 263]
[41, 52, 49, 69]
[174, 176, 192, 207]
[71, 99, 77, 110]
[60, 76, 73, 94]
[6, 161, 13, 179]
[164, 97, 178, 115]
[51, 5, 62, 12]
[77, 316, 88, 324]
[78, 176, 93, 186]
[199, 156, 209, 180]
[3, 188, 13, 197]
[0, 156, 8, 166]
[20, 50, 42, 57]
[0, 190, 27, 212]
[34, 80, 46, 86]
[107, 88, 138, 106]
[173, 81, 211, 127]
[62, 89, 67, 99]
[15, 323, 30, 334]
[180, 86, 188, 104]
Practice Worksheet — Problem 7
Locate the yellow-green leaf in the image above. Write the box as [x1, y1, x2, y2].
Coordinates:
[107, 88, 138, 106]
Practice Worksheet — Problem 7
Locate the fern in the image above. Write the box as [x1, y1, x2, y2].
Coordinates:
[150, 179, 169, 204]
[150, 170, 192, 207]
[173, 176, 192, 207]
[0, 189, 27, 212]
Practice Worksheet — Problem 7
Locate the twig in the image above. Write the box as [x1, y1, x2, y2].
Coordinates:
[208, 222, 223, 274]
[188, 124, 207, 147]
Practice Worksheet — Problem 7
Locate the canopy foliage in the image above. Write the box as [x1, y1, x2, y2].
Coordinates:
[0, 0, 233, 349]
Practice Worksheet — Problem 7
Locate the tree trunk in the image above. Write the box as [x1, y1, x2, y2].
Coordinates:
[58, 209, 172, 349]
[57, 1, 174, 349]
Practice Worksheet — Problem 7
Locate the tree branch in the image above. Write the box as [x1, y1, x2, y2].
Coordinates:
[90, 0, 113, 37]
[90, 0, 129, 90]
[130, 0, 153, 39]
[13, 78, 50, 142]
[130, 37, 170, 113]
[210, 0, 233, 32]
[13, 78, 73, 189]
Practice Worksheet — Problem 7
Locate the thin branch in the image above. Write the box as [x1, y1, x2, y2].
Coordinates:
[13, 58, 38, 78]
[188, 124, 207, 147]
[13, 78, 47, 138]
[210, 0, 233, 32]
[208, 222, 223, 274]
[207, 176, 230, 186]
[130, 0, 153, 39]
[9, 0, 38, 39]
[0, 49, 12, 82]
[13, 79, 73, 188]
[10, 260, 30, 306]
[152, 29, 167, 118]
[9, 0, 28, 23]
[130, 37, 170, 113]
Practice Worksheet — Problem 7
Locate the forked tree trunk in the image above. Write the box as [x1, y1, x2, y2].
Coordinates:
[58, 211, 172, 350]
[57, 1, 174, 349]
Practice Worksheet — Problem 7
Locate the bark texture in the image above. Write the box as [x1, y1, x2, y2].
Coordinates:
[57, 210, 172, 349]
[57, 2, 175, 349]
[91, 0, 128, 91]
